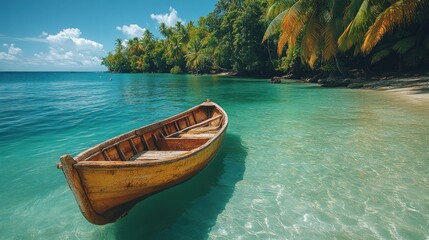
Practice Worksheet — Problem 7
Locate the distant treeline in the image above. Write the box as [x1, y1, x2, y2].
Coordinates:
[102, 0, 429, 76]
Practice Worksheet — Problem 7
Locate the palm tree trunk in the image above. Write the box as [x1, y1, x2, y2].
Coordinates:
[398, 54, 403, 72]
[334, 55, 345, 76]
[266, 40, 274, 65]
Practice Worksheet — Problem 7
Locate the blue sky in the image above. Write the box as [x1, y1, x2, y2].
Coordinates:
[0, 0, 217, 71]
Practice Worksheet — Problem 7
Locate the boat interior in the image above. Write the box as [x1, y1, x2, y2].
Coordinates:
[75, 105, 224, 163]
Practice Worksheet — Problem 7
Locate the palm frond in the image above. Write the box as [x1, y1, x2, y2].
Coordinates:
[277, 0, 307, 55]
[263, 9, 289, 43]
[274, 0, 306, 55]
[338, 0, 373, 51]
[277, 32, 289, 55]
[362, 0, 423, 54]
[301, 12, 321, 68]
[266, 0, 296, 19]
[322, 28, 336, 61]
[371, 48, 391, 64]
[353, 44, 361, 56]
[392, 36, 417, 54]
[322, 17, 342, 61]
[343, 0, 364, 24]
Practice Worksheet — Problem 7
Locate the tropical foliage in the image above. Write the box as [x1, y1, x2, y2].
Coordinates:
[103, 0, 429, 75]
[102, 0, 276, 75]
[264, 0, 429, 72]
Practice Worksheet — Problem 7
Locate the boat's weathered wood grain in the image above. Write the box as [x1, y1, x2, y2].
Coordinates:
[187, 126, 221, 134]
[130, 151, 189, 161]
[59, 155, 109, 224]
[78, 134, 224, 214]
[165, 114, 222, 138]
[58, 100, 228, 225]
[179, 133, 217, 139]
[157, 138, 209, 151]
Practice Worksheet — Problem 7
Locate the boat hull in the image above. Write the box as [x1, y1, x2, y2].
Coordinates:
[58, 101, 228, 224]
[76, 130, 225, 224]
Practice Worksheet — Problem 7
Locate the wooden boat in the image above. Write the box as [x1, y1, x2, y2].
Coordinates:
[57, 100, 228, 225]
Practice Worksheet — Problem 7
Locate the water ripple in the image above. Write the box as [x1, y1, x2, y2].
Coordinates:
[1, 72, 428, 239]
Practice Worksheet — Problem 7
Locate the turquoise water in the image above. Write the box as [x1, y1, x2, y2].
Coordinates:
[0, 72, 428, 239]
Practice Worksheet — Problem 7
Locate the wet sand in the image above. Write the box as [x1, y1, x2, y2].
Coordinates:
[363, 74, 429, 105]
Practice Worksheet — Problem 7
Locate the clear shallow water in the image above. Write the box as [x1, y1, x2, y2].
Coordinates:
[0, 72, 428, 239]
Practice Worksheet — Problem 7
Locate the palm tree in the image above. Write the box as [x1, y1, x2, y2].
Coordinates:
[127, 37, 143, 56]
[141, 30, 154, 52]
[263, 0, 346, 71]
[115, 39, 123, 53]
[262, 0, 296, 46]
[159, 23, 172, 38]
[185, 39, 209, 74]
[361, 0, 426, 53]
[166, 36, 183, 66]
[338, 0, 429, 69]
[176, 21, 189, 44]
[264, 0, 428, 72]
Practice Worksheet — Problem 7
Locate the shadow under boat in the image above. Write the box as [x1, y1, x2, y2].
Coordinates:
[113, 133, 247, 239]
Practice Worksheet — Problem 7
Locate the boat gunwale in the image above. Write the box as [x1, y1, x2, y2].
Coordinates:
[73, 101, 228, 168]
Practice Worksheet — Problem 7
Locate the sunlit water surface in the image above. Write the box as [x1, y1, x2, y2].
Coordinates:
[0, 72, 427, 239]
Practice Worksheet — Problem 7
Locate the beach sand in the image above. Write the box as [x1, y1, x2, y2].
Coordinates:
[363, 74, 429, 105]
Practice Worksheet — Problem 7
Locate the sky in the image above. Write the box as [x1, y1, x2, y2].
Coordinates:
[0, 0, 217, 71]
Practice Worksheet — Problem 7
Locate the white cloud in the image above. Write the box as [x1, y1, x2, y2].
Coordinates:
[34, 28, 104, 67]
[150, 7, 183, 27]
[116, 24, 146, 38]
[46, 28, 103, 50]
[8, 44, 22, 55]
[0, 43, 22, 61]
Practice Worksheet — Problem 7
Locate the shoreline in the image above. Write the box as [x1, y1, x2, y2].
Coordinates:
[275, 72, 429, 105]
[361, 74, 429, 104]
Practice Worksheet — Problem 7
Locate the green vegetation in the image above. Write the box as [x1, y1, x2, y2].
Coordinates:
[264, 0, 429, 73]
[102, 0, 429, 76]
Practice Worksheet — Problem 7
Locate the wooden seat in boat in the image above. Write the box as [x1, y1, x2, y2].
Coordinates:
[187, 126, 220, 134]
[130, 151, 189, 161]
[179, 133, 217, 139]
[57, 100, 228, 225]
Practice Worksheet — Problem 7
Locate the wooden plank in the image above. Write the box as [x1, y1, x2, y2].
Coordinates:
[191, 111, 197, 124]
[128, 139, 138, 155]
[194, 109, 208, 123]
[162, 126, 169, 136]
[187, 126, 220, 134]
[59, 155, 109, 224]
[179, 133, 217, 139]
[157, 138, 209, 151]
[152, 134, 160, 150]
[106, 147, 121, 161]
[132, 137, 144, 152]
[178, 118, 187, 129]
[102, 151, 111, 161]
[131, 151, 189, 161]
[140, 135, 149, 150]
[185, 116, 191, 127]
[164, 114, 189, 126]
[165, 115, 222, 138]
[57, 101, 228, 225]
[174, 122, 180, 131]
[118, 141, 134, 160]
[88, 153, 105, 162]
[166, 123, 177, 136]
